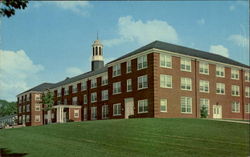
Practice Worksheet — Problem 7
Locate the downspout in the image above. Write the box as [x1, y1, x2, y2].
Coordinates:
[194, 59, 198, 118]
[241, 69, 245, 120]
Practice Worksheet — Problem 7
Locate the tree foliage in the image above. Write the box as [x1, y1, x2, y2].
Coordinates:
[0, 99, 17, 117]
[0, 0, 28, 18]
[200, 105, 208, 118]
[42, 90, 54, 112]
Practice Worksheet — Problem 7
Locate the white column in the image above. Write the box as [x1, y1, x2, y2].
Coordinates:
[56, 107, 59, 123]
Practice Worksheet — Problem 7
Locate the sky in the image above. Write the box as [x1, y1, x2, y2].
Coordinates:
[0, 1, 249, 101]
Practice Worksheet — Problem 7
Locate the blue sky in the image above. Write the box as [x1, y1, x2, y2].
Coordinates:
[0, 1, 249, 101]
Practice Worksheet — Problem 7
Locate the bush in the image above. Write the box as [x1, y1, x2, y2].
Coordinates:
[200, 106, 208, 118]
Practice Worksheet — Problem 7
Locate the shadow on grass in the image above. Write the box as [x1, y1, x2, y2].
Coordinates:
[0, 148, 27, 157]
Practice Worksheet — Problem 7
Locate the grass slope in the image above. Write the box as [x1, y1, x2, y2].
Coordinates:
[0, 118, 249, 157]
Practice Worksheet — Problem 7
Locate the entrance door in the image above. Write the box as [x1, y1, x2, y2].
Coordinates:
[125, 98, 134, 119]
[213, 105, 222, 119]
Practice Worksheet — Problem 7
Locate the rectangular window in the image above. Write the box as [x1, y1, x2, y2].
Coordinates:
[113, 82, 121, 94]
[160, 74, 172, 88]
[64, 88, 69, 95]
[138, 75, 148, 90]
[199, 62, 209, 75]
[181, 77, 192, 91]
[102, 75, 108, 86]
[127, 79, 132, 92]
[22, 115, 25, 123]
[231, 69, 239, 80]
[232, 102, 240, 113]
[245, 87, 250, 98]
[160, 54, 172, 68]
[19, 116, 22, 124]
[245, 72, 250, 82]
[84, 107, 87, 121]
[180, 58, 191, 72]
[137, 55, 148, 70]
[26, 104, 30, 112]
[72, 85, 77, 93]
[113, 103, 121, 116]
[26, 115, 30, 122]
[102, 105, 109, 119]
[160, 99, 167, 112]
[199, 80, 209, 93]
[91, 78, 97, 89]
[91, 92, 97, 103]
[181, 97, 192, 114]
[216, 83, 225, 94]
[91, 107, 97, 120]
[200, 98, 210, 115]
[245, 103, 250, 113]
[138, 99, 148, 113]
[35, 115, 41, 122]
[83, 94, 87, 104]
[216, 66, 225, 77]
[113, 64, 121, 77]
[22, 105, 26, 112]
[58, 89, 61, 97]
[74, 109, 79, 118]
[35, 94, 41, 101]
[127, 60, 132, 73]
[231, 85, 240, 96]
[35, 103, 40, 111]
[19, 106, 22, 113]
[64, 98, 67, 105]
[72, 97, 77, 105]
[102, 90, 108, 101]
[81, 80, 87, 91]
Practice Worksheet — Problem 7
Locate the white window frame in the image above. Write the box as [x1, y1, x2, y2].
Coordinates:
[160, 99, 167, 112]
[113, 82, 121, 95]
[113, 103, 121, 116]
[232, 102, 240, 113]
[160, 74, 172, 88]
[216, 66, 225, 78]
[180, 58, 191, 72]
[199, 80, 209, 93]
[245, 71, 250, 82]
[81, 80, 87, 91]
[113, 64, 121, 77]
[72, 97, 77, 105]
[160, 54, 172, 68]
[35, 103, 40, 111]
[74, 109, 79, 118]
[26, 104, 30, 112]
[137, 55, 148, 70]
[91, 78, 97, 89]
[245, 103, 250, 113]
[102, 75, 108, 86]
[72, 85, 77, 93]
[35, 115, 41, 122]
[83, 94, 87, 104]
[216, 83, 225, 95]
[127, 79, 132, 92]
[245, 87, 250, 98]
[91, 92, 97, 103]
[127, 60, 132, 73]
[231, 85, 240, 96]
[200, 98, 210, 115]
[138, 99, 148, 114]
[181, 77, 192, 91]
[26, 115, 30, 122]
[199, 62, 209, 75]
[102, 105, 109, 119]
[138, 75, 148, 90]
[102, 90, 108, 101]
[231, 69, 239, 80]
[91, 107, 97, 120]
[181, 97, 192, 114]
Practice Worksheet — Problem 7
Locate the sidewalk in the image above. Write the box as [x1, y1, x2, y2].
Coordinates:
[208, 119, 250, 124]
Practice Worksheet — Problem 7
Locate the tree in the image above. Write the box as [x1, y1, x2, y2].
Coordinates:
[200, 105, 208, 118]
[0, 0, 28, 18]
[42, 90, 54, 124]
[0, 99, 17, 117]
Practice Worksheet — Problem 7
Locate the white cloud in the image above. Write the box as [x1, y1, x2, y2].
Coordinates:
[65, 67, 83, 77]
[0, 50, 44, 101]
[197, 18, 205, 25]
[103, 16, 179, 47]
[228, 34, 249, 48]
[229, 5, 235, 11]
[209, 45, 229, 57]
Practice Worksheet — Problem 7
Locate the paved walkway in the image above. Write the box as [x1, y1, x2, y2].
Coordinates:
[208, 119, 250, 124]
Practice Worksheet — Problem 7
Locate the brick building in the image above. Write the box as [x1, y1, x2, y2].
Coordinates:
[17, 40, 250, 126]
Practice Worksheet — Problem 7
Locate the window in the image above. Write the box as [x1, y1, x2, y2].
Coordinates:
[91, 107, 97, 120]
[19, 116, 22, 124]
[216, 66, 225, 77]
[72, 85, 77, 93]
[200, 98, 210, 115]
[72, 97, 77, 105]
[22, 105, 26, 112]
[199, 80, 209, 93]
[232, 102, 240, 113]
[26, 104, 30, 112]
[181, 97, 192, 114]
[113, 82, 121, 94]
[137, 55, 147, 70]
[58, 89, 61, 97]
[91, 92, 97, 103]
[216, 83, 225, 94]
[83, 107, 87, 121]
[127, 79, 132, 92]
[231, 85, 240, 96]
[231, 69, 239, 80]
[160, 74, 172, 88]
[91, 78, 97, 89]
[64, 89, 69, 95]
[102, 90, 109, 101]
[245, 87, 250, 98]
[83, 94, 87, 104]
[22, 115, 25, 123]
[35, 94, 41, 101]
[127, 60, 132, 73]
[246, 103, 250, 113]
[245, 72, 250, 82]
[113, 103, 121, 116]
[138, 99, 148, 113]
[74, 109, 79, 118]
[102, 75, 108, 86]
[138, 75, 148, 89]
[102, 105, 109, 119]
[181, 77, 192, 91]
[64, 98, 67, 104]
[199, 62, 209, 75]
[160, 54, 172, 68]
[113, 64, 121, 77]
[35, 115, 41, 122]
[180, 58, 191, 72]
[19, 106, 22, 113]
[160, 99, 167, 112]
[81, 80, 87, 91]
[35, 103, 40, 111]
[26, 115, 30, 122]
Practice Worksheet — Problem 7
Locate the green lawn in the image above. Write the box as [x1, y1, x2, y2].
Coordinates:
[0, 118, 249, 157]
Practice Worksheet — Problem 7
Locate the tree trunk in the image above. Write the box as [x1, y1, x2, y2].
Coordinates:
[47, 110, 52, 124]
